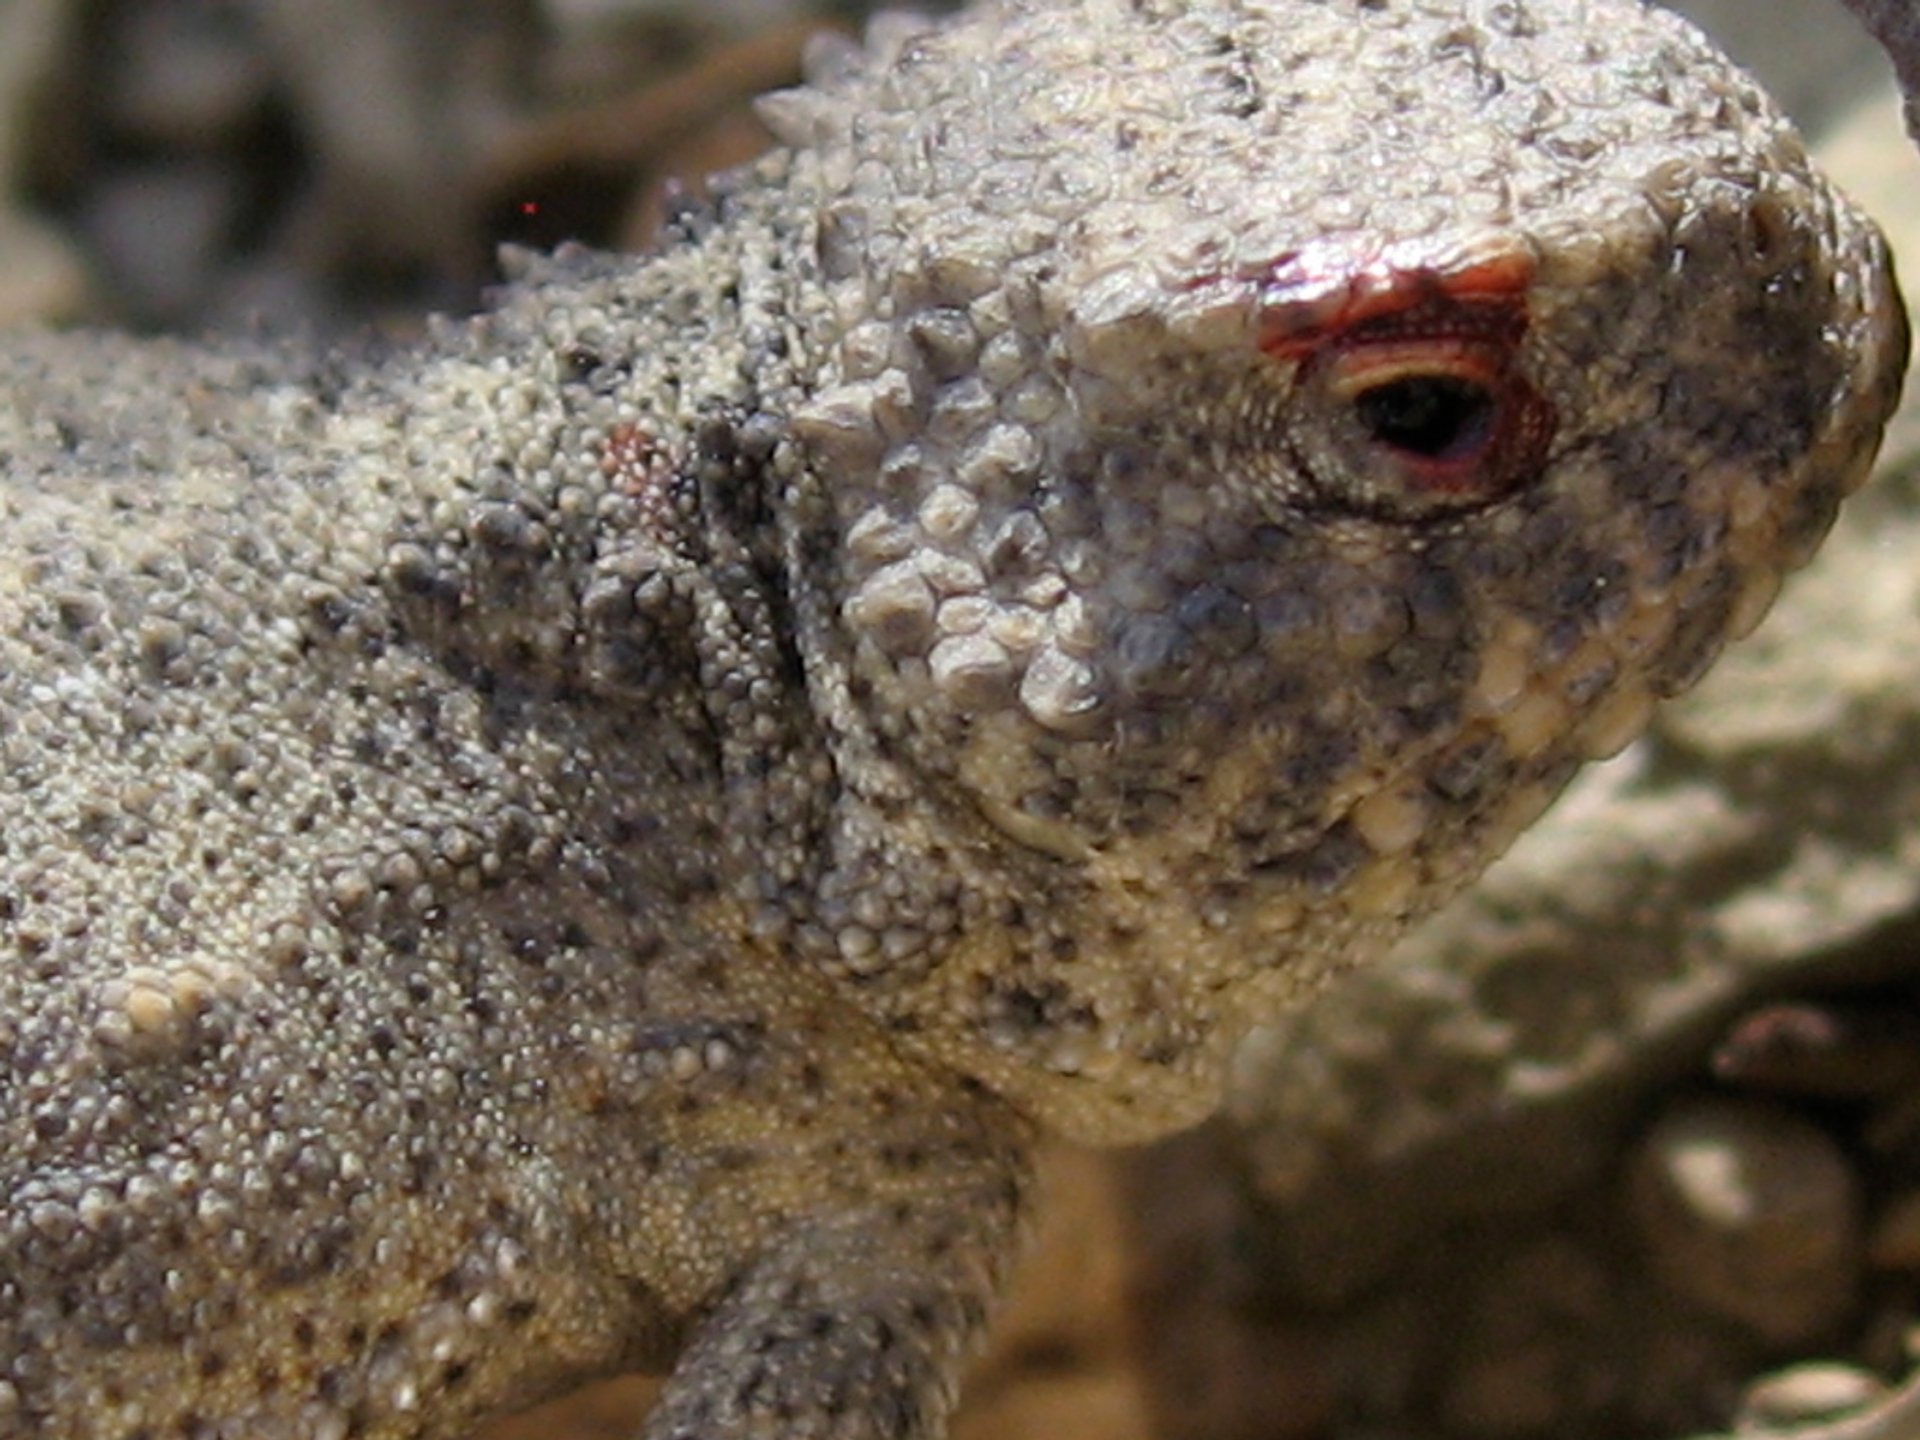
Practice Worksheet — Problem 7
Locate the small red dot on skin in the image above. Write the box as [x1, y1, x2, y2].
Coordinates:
[520, 201, 540, 217]
[602, 422, 656, 485]
[602, 422, 678, 526]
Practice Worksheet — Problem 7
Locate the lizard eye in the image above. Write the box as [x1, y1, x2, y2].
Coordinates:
[1287, 330, 1554, 518]
[1330, 343, 1509, 485]
[1352, 373, 1495, 467]
[1255, 257, 1556, 519]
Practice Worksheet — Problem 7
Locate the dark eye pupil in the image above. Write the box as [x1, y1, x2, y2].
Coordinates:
[1354, 375, 1495, 462]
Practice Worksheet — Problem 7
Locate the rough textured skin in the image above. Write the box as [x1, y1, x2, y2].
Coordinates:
[1220, 451, 1920, 1316]
[0, 1, 1905, 1437]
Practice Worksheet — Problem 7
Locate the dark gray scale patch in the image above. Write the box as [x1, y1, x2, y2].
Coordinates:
[977, 974, 1095, 1044]
[1202, 31, 1264, 118]
[1649, 562, 1740, 695]
[1175, 584, 1258, 660]
[1777, 479, 1845, 560]
[1426, 732, 1514, 808]
[1636, 498, 1704, 588]
[1253, 820, 1372, 895]
[1112, 614, 1197, 702]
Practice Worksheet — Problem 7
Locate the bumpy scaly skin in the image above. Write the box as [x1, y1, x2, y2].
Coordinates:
[0, 0, 1905, 1436]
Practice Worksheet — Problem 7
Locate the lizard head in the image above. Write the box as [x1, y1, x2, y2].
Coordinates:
[774, 0, 1908, 1140]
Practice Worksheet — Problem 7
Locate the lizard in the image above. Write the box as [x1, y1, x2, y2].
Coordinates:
[0, 0, 1906, 1437]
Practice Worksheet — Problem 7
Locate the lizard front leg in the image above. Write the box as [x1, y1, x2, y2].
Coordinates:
[642, 1118, 1035, 1440]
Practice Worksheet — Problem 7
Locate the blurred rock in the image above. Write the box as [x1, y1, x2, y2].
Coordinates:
[1123, 1129, 1338, 1440]
[0, 0, 71, 184]
[1437, 1240, 1618, 1438]
[1734, 1362, 1888, 1431]
[1667, 0, 1890, 135]
[98, 1, 269, 148]
[0, 210, 87, 325]
[79, 162, 240, 325]
[1870, 1191, 1920, 1271]
[0, 0, 89, 324]
[1626, 1098, 1862, 1347]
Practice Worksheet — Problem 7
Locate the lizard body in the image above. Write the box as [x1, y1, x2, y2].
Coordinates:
[0, 0, 1905, 1436]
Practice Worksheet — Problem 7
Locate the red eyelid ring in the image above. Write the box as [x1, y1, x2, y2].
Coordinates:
[1237, 245, 1555, 502]
[1333, 337, 1547, 496]
[1250, 248, 1537, 360]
